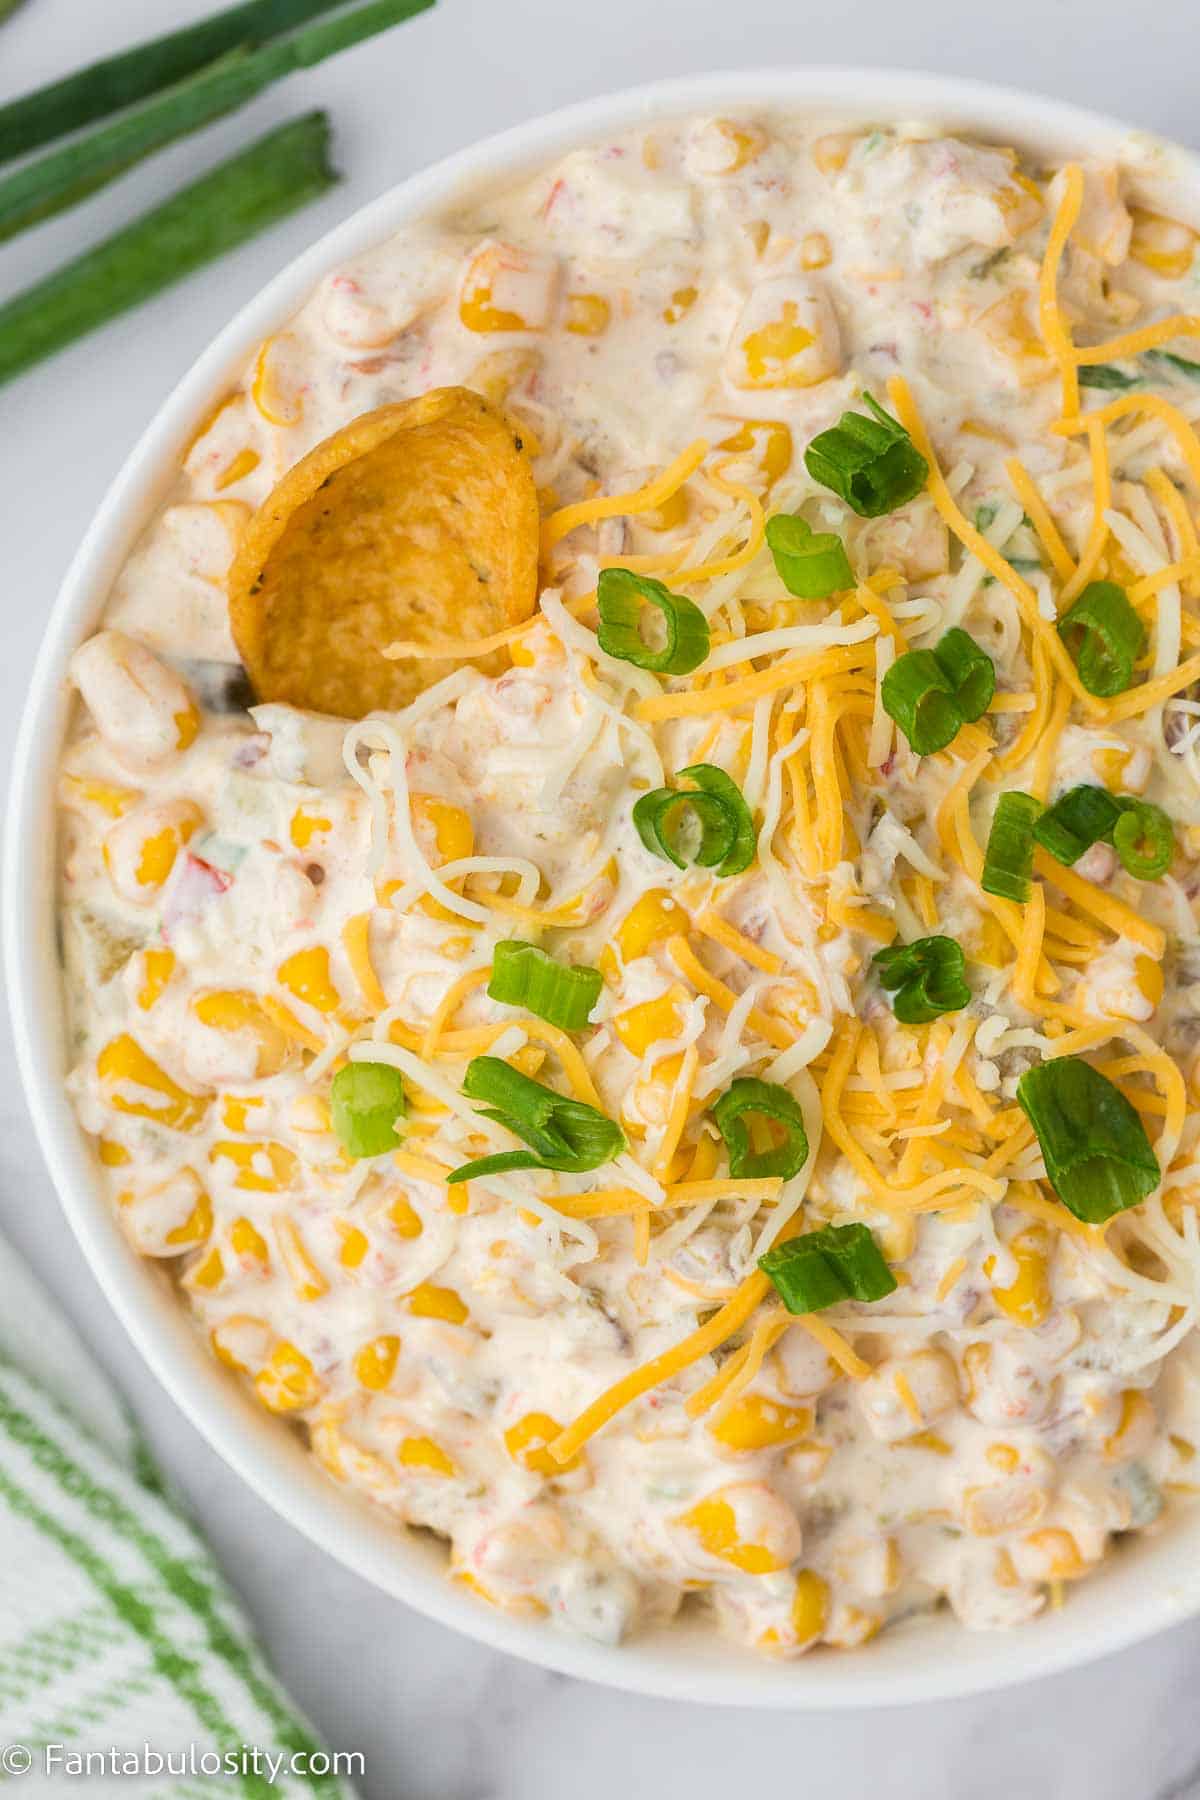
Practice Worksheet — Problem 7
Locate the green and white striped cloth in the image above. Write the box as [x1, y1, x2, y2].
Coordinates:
[0, 1235, 357, 1797]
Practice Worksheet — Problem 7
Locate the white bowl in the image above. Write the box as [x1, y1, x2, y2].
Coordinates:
[9, 67, 1200, 1707]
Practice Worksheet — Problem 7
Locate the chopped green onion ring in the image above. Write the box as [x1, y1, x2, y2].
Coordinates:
[633, 762, 755, 878]
[330, 1060, 406, 1159]
[873, 935, 971, 1025]
[882, 629, 996, 755]
[1058, 581, 1145, 698]
[712, 1076, 809, 1180]
[982, 791, 1042, 902]
[1016, 1057, 1160, 1223]
[759, 1223, 897, 1314]
[804, 394, 929, 518]
[764, 512, 853, 598]
[447, 1056, 624, 1183]
[488, 940, 603, 1031]
[1032, 784, 1124, 866]
[933, 627, 996, 723]
[596, 568, 710, 675]
[1113, 799, 1174, 880]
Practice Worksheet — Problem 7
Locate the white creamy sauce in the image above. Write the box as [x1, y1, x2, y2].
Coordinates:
[57, 115, 1200, 1655]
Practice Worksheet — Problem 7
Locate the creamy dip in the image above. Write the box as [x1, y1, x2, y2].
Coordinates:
[57, 114, 1200, 1654]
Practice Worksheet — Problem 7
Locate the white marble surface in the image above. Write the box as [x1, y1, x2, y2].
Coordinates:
[4, 1, 1200, 1794]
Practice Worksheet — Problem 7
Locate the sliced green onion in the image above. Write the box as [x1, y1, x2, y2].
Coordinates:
[330, 1060, 405, 1159]
[0, 0, 351, 166]
[1144, 348, 1200, 383]
[1032, 784, 1124, 866]
[764, 513, 853, 598]
[1058, 581, 1144, 698]
[882, 629, 996, 755]
[0, 0, 432, 246]
[488, 941, 602, 1031]
[872, 935, 970, 1025]
[1016, 1058, 1160, 1223]
[596, 568, 709, 675]
[712, 1077, 809, 1180]
[1113, 800, 1175, 880]
[880, 650, 961, 755]
[1078, 364, 1142, 391]
[982, 791, 1042, 902]
[933, 628, 996, 722]
[803, 395, 929, 518]
[447, 1056, 624, 1182]
[0, 112, 338, 389]
[632, 763, 755, 878]
[759, 1223, 897, 1314]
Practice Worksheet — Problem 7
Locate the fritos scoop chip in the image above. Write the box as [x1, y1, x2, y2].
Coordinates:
[227, 387, 538, 718]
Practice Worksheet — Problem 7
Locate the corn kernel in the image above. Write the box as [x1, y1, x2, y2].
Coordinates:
[504, 1411, 580, 1475]
[98, 1139, 130, 1167]
[663, 284, 698, 324]
[1104, 1388, 1156, 1461]
[354, 1334, 401, 1391]
[184, 1247, 225, 1292]
[290, 808, 332, 850]
[137, 947, 175, 1011]
[230, 1216, 270, 1267]
[1024, 1527, 1087, 1579]
[1129, 206, 1197, 279]
[255, 1341, 321, 1413]
[277, 947, 341, 1015]
[411, 794, 475, 922]
[163, 1175, 212, 1250]
[985, 1226, 1052, 1328]
[812, 132, 859, 173]
[800, 232, 832, 270]
[398, 1436, 457, 1476]
[60, 774, 141, 818]
[611, 890, 690, 973]
[209, 1140, 299, 1193]
[1135, 955, 1164, 1008]
[715, 418, 793, 487]
[459, 241, 558, 333]
[790, 1569, 829, 1644]
[675, 1483, 800, 1574]
[97, 1035, 209, 1133]
[979, 290, 1054, 386]
[274, 1216, 328, 1301]
[565, 293, 611, 336]
[407, 1282, 469, 1325]
[613, 987, 688, 1057]
[336, 1223, 369, 1268]
[709, 1394, 814, 1453]
[192, 989, 298, 1078]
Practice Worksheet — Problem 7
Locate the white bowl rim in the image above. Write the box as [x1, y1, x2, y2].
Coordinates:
[9, 64, 1200, 1709]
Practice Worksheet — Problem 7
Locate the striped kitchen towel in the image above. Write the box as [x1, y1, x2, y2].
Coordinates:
[0, 1235, 358, 1797]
